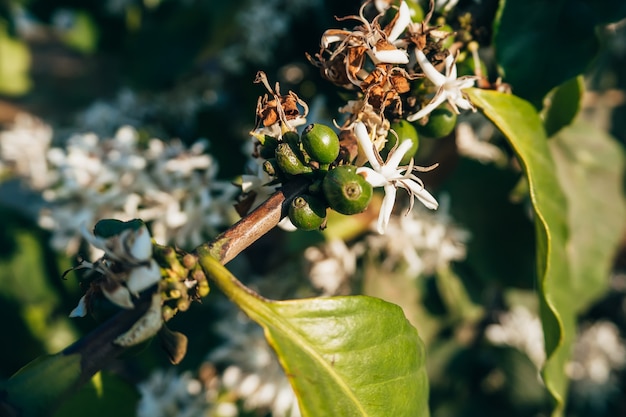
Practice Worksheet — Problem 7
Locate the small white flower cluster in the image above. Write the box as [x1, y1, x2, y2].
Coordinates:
[0, 115, 237, 255]
[363, 195, 469, 277]
[137, 369, 216, 417]
[208, 313, 301, 417]
[304, 239, 360, 295]
[567, 320, 626, 384]
[485, 305, 546, 369]
[565, 320, 626, 412]
[0, 113, 54, 190]
[137, 309, 301, 417]
[300, 196, 468, 293]
[455, 120, 507, 166]
[68, 221, 166, 347]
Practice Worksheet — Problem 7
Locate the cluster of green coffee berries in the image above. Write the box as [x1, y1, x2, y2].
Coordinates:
[257, 123, 364, 231]
[257, 113, 450, 232]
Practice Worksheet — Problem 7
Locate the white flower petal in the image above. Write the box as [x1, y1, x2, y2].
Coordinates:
[322, 32, 347, 49]
[377, 184, 397, 234]
[404, 180, 439, 210]
[277, 216, 298, 232]
[354, 121, 381, 170]
[451, 95, 474, 111]
[127, 259, 161, 296]
[415, 49, 446, 86]
[406, 93, 447, 122]
[386, 138, 414, 170]
[371, 48, 409, 64]
[388, 1, 411, 42]
[445, 53, 457, 79]
[69, 295, 88, 317]
[356, 167, 388, 187]
[129, 224, 153, 261]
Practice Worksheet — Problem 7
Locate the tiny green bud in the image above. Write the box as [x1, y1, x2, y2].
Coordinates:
[275, 142, 313, 175]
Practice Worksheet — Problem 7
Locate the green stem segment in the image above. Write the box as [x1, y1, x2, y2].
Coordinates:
[194, 253, 269, 323]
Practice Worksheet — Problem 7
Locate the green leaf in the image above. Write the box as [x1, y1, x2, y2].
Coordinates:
[542, 77, 584, 137]
[465, 88, 571, 417]
[198, 253, 429, 417]
[493, 0, 626, 106]
[549, 119, 626, 310]
[52, 372, 139, 417]
[0, 353, 82, 417]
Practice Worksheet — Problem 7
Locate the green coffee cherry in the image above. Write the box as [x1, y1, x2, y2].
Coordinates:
[322, 165, 373, 215]
[275, 142, 313, 175]
[383, 120, 419, 165]
[288, 194, 327, 231]
[301, 123, 340, 164]
[259, 135, 279, 159]
[414, 105, 458, 138]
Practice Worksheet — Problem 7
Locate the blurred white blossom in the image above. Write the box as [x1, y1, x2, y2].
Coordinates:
[304, 239, 360, 295]
[485, 306, 546, 369]
[137, 369, 215, 417]
[566, 320, 626, 413]
[138, 306, 300, 417]
[567, 321, 626, 384]
[363, 195, 469, 277]
[0, 113, 54, 189]
[0, 118, 238, 255]
[48, 127, 235, 253]
[455, 121, 507, 166]
[208, 312, 301, 417]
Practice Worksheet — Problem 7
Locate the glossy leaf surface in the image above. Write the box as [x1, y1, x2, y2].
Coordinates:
[198, 253, 429, 417]
[549, 119, 626, 310]
[466, 88, 571, 416]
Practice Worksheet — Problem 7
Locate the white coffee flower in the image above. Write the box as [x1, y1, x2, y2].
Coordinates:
[407, 50, 477, 122]
[354, 121, 438, 234]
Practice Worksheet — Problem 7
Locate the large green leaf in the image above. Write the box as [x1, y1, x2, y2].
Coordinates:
[549, 119, 626, 310]
[198, 253, 429, 417]
[53, 372, 139, 417]
[493, 0, 626, 107]
[0, 353, 82, 416]
[465, 88, 571, 417]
